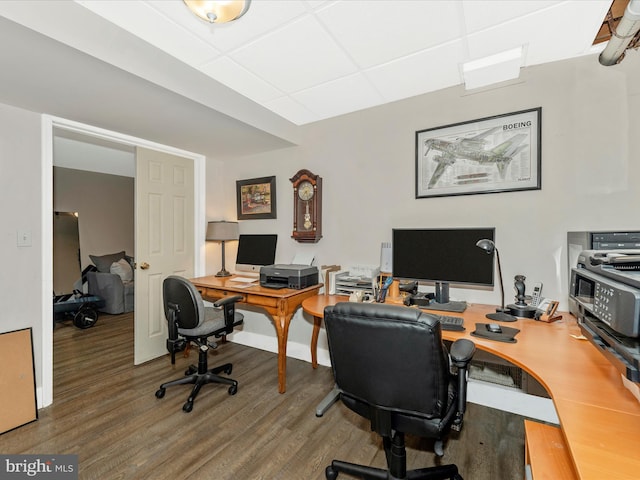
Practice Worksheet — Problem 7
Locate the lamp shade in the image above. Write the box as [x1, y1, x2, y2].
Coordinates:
[476, 238, 495, 254]
[206, 221, 239, 241]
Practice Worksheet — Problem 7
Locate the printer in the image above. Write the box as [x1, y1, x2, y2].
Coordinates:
[260, 264, 319, 290]
[570, 250, 640, 382]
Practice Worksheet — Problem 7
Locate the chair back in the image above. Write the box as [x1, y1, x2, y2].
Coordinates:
[324, 302, 451, 421]
[163, 275, 205, 330]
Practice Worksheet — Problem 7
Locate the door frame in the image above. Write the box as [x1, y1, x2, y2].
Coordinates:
[40, 114, 206, 407]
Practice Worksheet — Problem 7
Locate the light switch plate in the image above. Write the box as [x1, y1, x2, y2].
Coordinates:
[17, 230, 32, 247]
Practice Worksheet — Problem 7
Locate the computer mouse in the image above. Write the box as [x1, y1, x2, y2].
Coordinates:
[486, 323, 502, 334]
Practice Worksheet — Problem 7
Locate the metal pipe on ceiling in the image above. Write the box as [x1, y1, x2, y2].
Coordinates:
[599, 0, 640, 65]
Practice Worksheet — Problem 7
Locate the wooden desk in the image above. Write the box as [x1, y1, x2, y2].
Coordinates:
[190, 275, 321, 393]
[302, 295, 640, 480]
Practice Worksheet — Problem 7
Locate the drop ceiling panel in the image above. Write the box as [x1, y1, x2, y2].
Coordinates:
[466, 1, 611, 65]
[316, 0, 463, 69]
[292, 72, 384, 120]
[461, 0, 560, 34]
[265, 95, 317, 126]
[202, 56, 284, 103]
[230, 15, 358, 93]
[367, 40, 468, 103]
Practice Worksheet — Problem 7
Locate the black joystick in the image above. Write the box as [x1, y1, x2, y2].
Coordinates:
[507, 274, 537, 318]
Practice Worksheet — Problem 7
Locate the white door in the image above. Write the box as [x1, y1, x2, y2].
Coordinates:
[134, 147, 195, 364]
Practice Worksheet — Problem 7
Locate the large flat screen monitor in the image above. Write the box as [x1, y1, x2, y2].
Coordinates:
[235, 234, 278, 274]
[392, 227, 495, 311]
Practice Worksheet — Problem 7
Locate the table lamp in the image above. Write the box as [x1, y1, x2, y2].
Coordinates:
[476, 239, 517, 322]
[206, 221, 239, 277]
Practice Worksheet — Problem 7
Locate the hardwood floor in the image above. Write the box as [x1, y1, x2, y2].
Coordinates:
[3, 313, 525, 479]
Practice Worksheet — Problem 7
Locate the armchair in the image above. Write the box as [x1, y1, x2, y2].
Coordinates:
[155, 275, 244, 413]
[323, 302, 476, 480]
[86, 251, 134, 314]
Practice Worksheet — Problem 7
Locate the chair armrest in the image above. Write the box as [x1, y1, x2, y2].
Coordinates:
[213, 295, 244, 307]
[450, 339, 476, 368]
[213, 295, 244, 334]
[450, 339, 476, 431]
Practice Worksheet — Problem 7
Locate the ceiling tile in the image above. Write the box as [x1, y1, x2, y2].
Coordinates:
[465, 1, 612, 64]
[292, 72, 384, 120]
[230, 15, 358, 93]
[366, 39, 467, 102]
[265, 95, 317, 125]
[200, 56, 284, 103]
[316, 0, 463, 69]
[461, 0, 559, 34]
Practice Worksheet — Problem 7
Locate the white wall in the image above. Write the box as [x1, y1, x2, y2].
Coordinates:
[0, 103, 44, 391]
[213, 52, 640, 362]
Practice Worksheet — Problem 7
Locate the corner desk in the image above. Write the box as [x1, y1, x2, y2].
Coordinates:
[190, 275, 321, 394]
[302, 295, 640, 480]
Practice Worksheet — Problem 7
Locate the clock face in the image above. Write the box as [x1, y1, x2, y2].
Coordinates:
[297, 181, 314, 201]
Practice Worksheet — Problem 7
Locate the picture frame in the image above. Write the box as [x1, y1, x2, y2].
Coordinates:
[415, 107, 541, 198]
[236, 176, 277, 220]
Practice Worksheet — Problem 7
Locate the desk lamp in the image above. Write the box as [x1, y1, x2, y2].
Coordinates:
[476, 239, 517, 322]
[206, 221, 239, 277]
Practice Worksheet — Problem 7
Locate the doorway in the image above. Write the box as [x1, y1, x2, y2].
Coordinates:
[41, 115, 206, 407]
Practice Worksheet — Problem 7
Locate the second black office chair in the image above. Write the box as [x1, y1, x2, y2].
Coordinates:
[155, 275, 244, 412]
[323, 302, 476, 480]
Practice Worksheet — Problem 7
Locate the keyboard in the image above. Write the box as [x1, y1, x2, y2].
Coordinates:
[432, 314, 465, 331]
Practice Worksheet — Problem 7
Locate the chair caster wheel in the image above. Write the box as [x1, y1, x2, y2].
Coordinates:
[325, 465, 338, 480]
[224, 365, 233, 375]
[183, 401, 193, 412]
[155, 388, 165, 399]
[185, 366, 196, 375]
[228, 384, 238, 395]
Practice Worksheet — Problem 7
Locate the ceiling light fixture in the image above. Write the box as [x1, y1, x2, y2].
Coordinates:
[183, 0, 251, 24]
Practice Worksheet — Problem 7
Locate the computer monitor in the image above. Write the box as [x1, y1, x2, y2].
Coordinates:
[392, 227, 495, 311]
[235, 234, 277, 274]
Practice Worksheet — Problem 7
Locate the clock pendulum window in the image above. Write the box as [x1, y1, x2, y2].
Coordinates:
[290, 169, 322, 243]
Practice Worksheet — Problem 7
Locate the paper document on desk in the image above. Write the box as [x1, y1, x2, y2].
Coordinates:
[292, 251, 315, 265]
[232, 276, 259, 283]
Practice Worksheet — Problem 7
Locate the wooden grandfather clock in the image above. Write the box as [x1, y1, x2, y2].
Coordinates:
[290, 169, 322, 243]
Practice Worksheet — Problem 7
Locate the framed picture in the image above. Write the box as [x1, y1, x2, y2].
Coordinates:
[415, 107, 541, 198]
[236, 176, 277, 220]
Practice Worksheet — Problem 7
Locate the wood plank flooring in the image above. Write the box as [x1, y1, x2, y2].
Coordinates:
[2, 313, 525, 479]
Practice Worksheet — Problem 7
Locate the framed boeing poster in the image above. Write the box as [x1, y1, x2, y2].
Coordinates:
[415, 107, 541, 198]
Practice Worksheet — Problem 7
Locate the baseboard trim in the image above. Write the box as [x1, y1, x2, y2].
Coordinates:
[227, 331, 331, 367]
[227, 331, 558, 423]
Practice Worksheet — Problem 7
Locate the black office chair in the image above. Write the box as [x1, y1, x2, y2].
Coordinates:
[155, 275, 244, 412]
[323, 302, 476, 480]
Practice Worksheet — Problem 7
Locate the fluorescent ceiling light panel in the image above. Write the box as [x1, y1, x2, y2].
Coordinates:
[462, 46, 523, 90]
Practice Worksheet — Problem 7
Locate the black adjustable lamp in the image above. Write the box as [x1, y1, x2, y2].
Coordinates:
[476, 239, 517, 322]
[206, 221, 239, 277]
